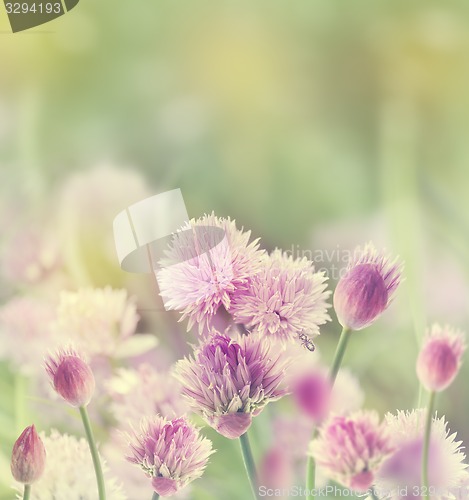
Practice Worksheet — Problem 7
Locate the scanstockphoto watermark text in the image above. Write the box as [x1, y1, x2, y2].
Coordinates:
[259, 485, 469, 498]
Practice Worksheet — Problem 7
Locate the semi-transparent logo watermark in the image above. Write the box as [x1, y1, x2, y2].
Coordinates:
[3, 0, 79, 33]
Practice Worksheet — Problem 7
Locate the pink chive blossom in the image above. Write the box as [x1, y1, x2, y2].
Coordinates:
[292, 370, 331, 423]
[309, 410, 393, 492]
[175, 333, 288, 439]
[157, 213, 265, 333]
[231, 249, 330, 344]
[126, 416, 213, 497]
[45, 347, 95, 407]
[11, 425, 46, 485]
[333, 243, 403, 330]
[416, 324, 466, 392]
[375, 410, 467, 499]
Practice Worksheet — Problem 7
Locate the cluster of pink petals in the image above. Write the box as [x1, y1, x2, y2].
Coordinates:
[175, 333, 288, 439]
[417, 324, 466, 392]
[231, 249, 331, 344]
[126, 416, 213, 497]
[334, 243, 403, 330]
[157, 213, 265, 332]
[310, 410, 393, 492]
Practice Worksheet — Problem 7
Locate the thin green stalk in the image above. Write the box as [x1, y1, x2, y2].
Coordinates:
[239, 432, 259, 500]
[422, 391, 436, 496]
[152, 493, 160, 500]
[371, 490, 379, 500]
[307, 326, 353, 496]
[329, 327, 352, 383]
[23, 484, 31, 500]
[79, 406, 106, 500]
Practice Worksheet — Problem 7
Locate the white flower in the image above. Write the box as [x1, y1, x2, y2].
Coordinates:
[13, 430, 126, 500]
[53, 287, 139, 357]
[375, 410, 467, 499]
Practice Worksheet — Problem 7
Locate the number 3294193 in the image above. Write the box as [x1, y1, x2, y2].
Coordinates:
[5, 3, 62, 14]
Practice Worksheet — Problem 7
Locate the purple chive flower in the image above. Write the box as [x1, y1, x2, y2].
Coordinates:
[231, 249, 331, 344]
[333, 243, 403, 330]
[416, 324, 466, 392]
[157, 213, 265, 333]
[175, 333, 288, 439]
[11, 425, 46, 485]
[45, 347, 95, 407]
[375, 410, 467, 498]
[309, 410, 393, 492]
[126, 416, 213, 497]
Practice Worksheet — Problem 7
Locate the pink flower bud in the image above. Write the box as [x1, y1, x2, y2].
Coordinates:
[45, 347, 95, 407]
[416, 324, 466, 392]
[292, 371, 331, 423]
[11, 425, 46, 484]
[333, 243, 402, 330]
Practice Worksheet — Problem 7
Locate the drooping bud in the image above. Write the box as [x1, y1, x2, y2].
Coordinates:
[11, 425, 46, 485]
[416, 324, 466, 392]
[45, 347, 95, 407]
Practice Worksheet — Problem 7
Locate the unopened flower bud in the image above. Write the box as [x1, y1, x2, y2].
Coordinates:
[11, 425, 46, 484]
[416, 324, 466, 392]
[334, 243, 402, 330]
[45, 347, 95, 407]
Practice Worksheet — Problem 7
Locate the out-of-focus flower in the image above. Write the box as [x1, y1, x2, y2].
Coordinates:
[416, 324, 466, 392]
[126, 416, 213, 497]
[107, 364, 188, 425]
[11, 425, 46, 485]
[375, 410, 467, 499]
[310, 410, 393, 492]
[53, 287, 139, 357]
[157, 213, 265, 332]
[175, 333, 288, 439]
[333, 243, 403, 330]
[2, 228, 61, 285]
[231, 249, 330, 344]
[45, 347, 95, 407]
[292, 370, 331, 423]
[14, 430, 125, 500]
[0, 297, 56, 375]
[259, 447, 292, 491]
[56, 164, 150, 288]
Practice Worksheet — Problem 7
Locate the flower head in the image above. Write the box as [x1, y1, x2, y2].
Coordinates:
[157, 213, 265, 332]
[45, 347, 95, 407]
[107, 364, 189, 425]
[0, 298, 56, 375]
[127, 416, 213, 497]
[14, 430, 125, 500]
[175, 333, 288, 439]
[53, 287, 139, 357]
[292, 370, 331, 423]
[417, 324, 466, 392]
[231, 249, 330, 344]
[375, 410, 467, 499]
[11, 425, 46, 485]
[309, 410, 393, 492]
[333, 243, 403, 330]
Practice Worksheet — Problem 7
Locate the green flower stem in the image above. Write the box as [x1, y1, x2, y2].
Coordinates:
[329, 327, 352, 383]
[79, 406, 106, 500]
[23, 484, 31, 500]
[152, 493, 160, 500]
[422, 391, 436, 496]
[239, 432, 259, 500]
[307, 326, 353, 497]
[371, 490, 379, 500]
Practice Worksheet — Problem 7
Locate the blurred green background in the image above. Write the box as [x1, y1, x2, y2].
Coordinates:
[1, 0, 469, 498]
